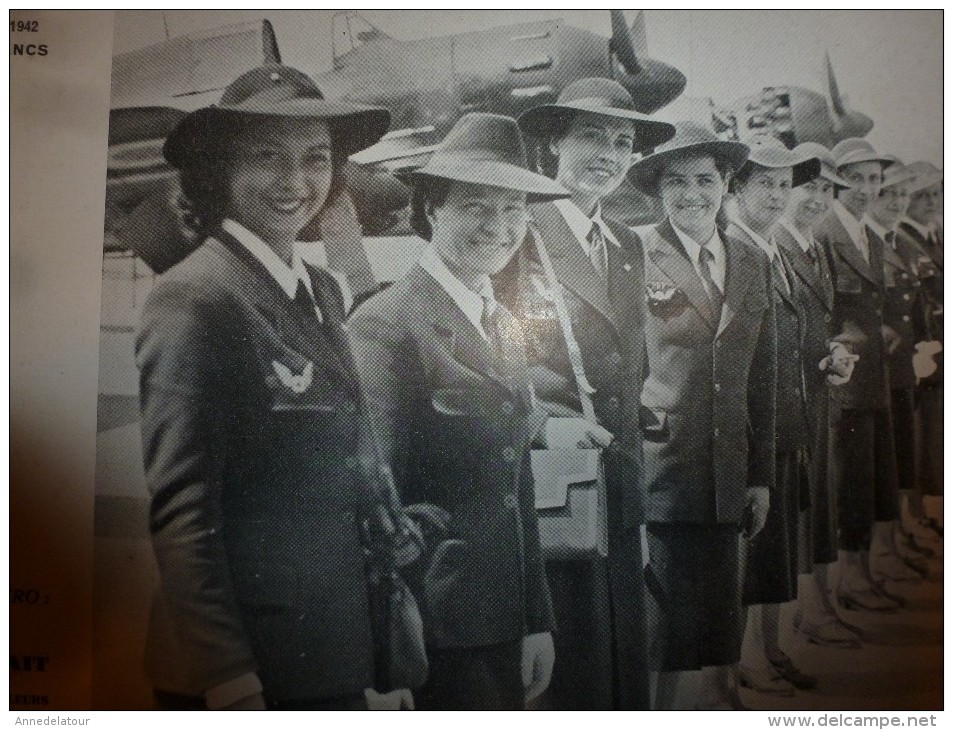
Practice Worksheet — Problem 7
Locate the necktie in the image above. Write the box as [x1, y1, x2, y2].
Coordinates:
[294, 280, 323, 323]
[480, 287, 516, 356]
[806, 243, 821, 275]
[772, 251, 791, 296]
[587, 222, 608, 281]
[697, 245, 723, 318]
[885, 230, 897, 251]
[857, 227, 870, 264]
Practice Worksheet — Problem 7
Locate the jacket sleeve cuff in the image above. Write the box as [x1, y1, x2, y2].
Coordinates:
[205, 672, 264, 710]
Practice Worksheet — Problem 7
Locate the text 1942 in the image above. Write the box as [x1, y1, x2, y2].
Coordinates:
[10, 20, 39, 32]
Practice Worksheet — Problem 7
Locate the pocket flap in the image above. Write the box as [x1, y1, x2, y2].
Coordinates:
[531, 449, 600, 509]
[431, 387, 482, 416]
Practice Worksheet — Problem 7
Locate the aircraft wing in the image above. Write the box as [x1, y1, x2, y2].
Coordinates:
[111, 19, 280, 113]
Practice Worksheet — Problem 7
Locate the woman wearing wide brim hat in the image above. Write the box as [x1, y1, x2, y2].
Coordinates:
[627, 120, 749, 197]
[898, 161, 944, 530]
[139, 64, 401, 709]
[487, 79, 673, 711]
[817, 137, 909, 617]
[627, 122, 782, 709]
[722, 136, 823, 696]
[865, 158, 937, 583]
[399, 111, 567, 241]
[350, 112, 589, 710]
[775, 141, 865, 652]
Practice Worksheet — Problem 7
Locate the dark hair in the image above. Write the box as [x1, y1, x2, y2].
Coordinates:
[176, 116, 348, 238]
[409, 176, 454, 241]
[649, 149, 735, 197]
[530, 109, 577, 179]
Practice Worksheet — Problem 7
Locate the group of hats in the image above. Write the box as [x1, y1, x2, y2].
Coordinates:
[163, 62, 938, 203]
[828, 137, 944, 192]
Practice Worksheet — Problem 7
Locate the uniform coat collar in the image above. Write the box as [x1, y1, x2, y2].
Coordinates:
[818, 210, 881, 285]
[213, 228, 354, 384]
[775, 223, 834, 310]
[530, 201, 620, 330]
[406, 264, 524, 386]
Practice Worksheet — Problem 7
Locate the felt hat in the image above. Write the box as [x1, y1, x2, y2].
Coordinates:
[163, 64, 390, 168]
[741, 135, 821, 188]
[399, 112, 568, 201]
[830, 137, 893, 169]
[517, 77, 675, 153]
[627, 121, 749, 196]
[791, 142, 851, 189]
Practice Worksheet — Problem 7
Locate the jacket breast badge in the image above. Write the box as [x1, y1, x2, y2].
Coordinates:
[646, 281, 687, 320]
[272, 359, 314, 394]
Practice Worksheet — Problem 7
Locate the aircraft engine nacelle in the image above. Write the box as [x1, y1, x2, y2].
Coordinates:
[724, 86, 874, 149]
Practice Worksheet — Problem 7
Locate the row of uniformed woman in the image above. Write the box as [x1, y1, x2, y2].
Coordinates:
[136, 62, 942, 710]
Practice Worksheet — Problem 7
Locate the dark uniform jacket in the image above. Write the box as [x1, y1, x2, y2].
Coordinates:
[898, 220, 943, 342]
[878, 227, 930, 390]
[493, 201, 650, 709]
[137, 230, 378, 702]
[814, 210, 889, 410]
[775, 223, 841, 440]
[495, 201, 646, 527]
[348, 264, 554, 650]
[727, 222, 811, 452]
[635, 219, 777, 524]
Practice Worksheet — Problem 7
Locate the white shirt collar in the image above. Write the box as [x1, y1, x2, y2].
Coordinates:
[222, 218, 316, 302]
[731, 216, 781, 260]
[553, 199, 621, 252]
[780, 218, 814, 254]
[902, 216, 934, 240]
[832, 200, 867, 247]
[418, 246, 490, 339]
[669, 218, 726, 292]
[863, 215, 893, 244]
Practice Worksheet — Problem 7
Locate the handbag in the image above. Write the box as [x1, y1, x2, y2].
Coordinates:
[527, 225, 609, 560]
[359, 450, 431, 691]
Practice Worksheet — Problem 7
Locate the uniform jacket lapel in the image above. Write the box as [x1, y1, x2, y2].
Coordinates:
[532, 202, 617, 330]
[776, 225, 833, 310]
[822, 213, 879, 286]
[643, 219, 718, 330]
[214, 230, 355, 384]
[604, 220, 644, 335]
[726, 222, 797, 310]
[881, 234, 908, 275]
[408, 265, 509, 384]
[718, 233, 759, 338]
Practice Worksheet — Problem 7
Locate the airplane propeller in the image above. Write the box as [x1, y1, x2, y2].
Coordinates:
[825, 51, 847, 117]
[609, 8, 641, 75]
[824, 50, 873, 138]
[608, 10, 686, 114]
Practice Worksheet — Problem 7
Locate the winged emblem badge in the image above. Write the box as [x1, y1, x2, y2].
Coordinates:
[272, 359, 314, 394]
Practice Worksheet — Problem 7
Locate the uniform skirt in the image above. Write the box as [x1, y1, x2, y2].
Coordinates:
[744, 449, 805, 605]
[802, 390, 838, 565]
[915, 384, 943, 496]
[645, 523, 745, 671]
[830, 405, 900, 550]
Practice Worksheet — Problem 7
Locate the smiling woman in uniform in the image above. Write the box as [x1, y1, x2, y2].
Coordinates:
[136, 64, 394, 710]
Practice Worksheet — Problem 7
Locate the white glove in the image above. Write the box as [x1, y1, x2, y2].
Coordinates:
[364, 688, 414, 710]
[822, 343, 859, 385]
[521, 632, 555, 703]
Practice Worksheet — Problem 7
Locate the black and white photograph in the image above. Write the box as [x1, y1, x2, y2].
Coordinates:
[11, 9, 943, 715]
